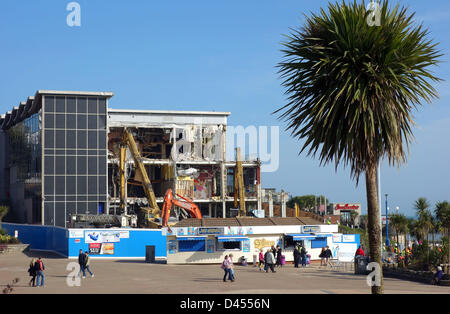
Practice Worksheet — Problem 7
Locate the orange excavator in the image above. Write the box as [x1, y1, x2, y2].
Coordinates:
[161, 189, 202, 227]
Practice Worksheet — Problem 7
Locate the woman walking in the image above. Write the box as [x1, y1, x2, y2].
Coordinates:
[319, 247, 326, 266]
[258, 249, 265, 271]
[276, 245, 283, 267]
[222, 255, 234, 282]
[28, 258, 37, 287]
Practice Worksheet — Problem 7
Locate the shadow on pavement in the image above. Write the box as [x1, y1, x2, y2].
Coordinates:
[192, 278, 222, 282]
[113, 260, 167, 264]
[23, 250, 66, 260]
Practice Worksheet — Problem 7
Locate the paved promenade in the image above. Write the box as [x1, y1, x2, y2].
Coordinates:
[1, 251, 449, 294]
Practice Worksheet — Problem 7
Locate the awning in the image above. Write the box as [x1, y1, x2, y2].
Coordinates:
[217, 236, 249, 242]
[176, 236, 207, 241]
[285, 234, 316, 240]
[315, 234, 333, 238]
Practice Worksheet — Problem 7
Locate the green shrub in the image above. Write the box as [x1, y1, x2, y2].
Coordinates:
[0, 234, 20, 244]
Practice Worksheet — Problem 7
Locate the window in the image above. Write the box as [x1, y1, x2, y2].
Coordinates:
[311, 238, 327, 249]
[217, 241, 241, 250]
[178, 240, 205, 252]
[283, 236, 307, 249]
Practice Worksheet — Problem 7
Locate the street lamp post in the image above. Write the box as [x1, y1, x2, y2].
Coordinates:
[385, 194, 390, 247]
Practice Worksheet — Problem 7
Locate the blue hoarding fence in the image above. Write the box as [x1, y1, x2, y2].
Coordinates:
[2, 223, 167, 259]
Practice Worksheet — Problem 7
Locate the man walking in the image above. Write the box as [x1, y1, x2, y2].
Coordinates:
[84, 251, 94, 278]
[293, 246, 300, 268]
[78, 249, 86, 278]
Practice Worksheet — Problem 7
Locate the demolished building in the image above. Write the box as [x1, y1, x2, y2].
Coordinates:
[0, 91, 261, 228]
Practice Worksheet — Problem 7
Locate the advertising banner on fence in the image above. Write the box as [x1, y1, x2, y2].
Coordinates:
[85, 231, 121, 244]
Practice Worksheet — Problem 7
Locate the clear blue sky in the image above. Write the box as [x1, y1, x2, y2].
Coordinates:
[0, 0, 449, 218]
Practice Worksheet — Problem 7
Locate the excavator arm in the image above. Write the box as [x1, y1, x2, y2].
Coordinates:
[120, 128, 161, 227]
[161, 189, 202, 227]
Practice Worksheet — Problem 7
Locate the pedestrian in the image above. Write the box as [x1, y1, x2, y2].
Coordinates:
[221, 255, 229, 282]
[324, 246, 333, 265]
[264, 249, 276, 273]
[293, 246, 300, 268]
[78, 249, 86, 278]
[319, 247, 326, 266]
[229, 254, 235, 281]
[276, 245, 283, 267]
[432, 266, 444, 285]
[258, 249, 265, 272]
[355, 246, 365, 257]
[34, 257, 45, 287]
[300, 246, 307, 267]
[84, 251, 94, 278]
[28, 258, 37, 287]
[222, 255, 235, 282]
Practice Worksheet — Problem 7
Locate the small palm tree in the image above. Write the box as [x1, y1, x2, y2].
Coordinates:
[389, 214, 403, 250]
[276, 0, 441, 293]
[435, 201, 450, 264]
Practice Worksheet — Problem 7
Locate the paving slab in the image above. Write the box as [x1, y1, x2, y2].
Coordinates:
[1, 251, 449, 294]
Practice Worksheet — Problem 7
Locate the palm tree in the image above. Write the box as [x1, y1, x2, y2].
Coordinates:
[414, 198, 435, 267]
[276, 1, 441, 293]
[389, 214, 403, 250]
[414, 198, 433, 242]
[359, 214, 369, 229]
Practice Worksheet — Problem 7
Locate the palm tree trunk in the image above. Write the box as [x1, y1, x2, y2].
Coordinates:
[427, 228, 430, 267]
[404, 232, 408, 267]
[365, 164, 383, 294]
[396, 231, 400, 264]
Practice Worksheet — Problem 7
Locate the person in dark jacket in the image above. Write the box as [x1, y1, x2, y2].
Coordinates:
[34, 257, 45, 287]
[324, 246, 333, 265]
[28, 258, 37, 287]
[276, 246, 283, 267]
[293, 247, 300, 268]
[300, 246, 307, 267]
[78, 249, 86, 278]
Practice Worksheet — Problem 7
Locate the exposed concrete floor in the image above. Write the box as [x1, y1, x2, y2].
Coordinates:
[0, 251, 449, 294]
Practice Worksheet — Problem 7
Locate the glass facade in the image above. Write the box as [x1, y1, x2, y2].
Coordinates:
[8, 113, 42, 223]
[42, 95, 108, 227]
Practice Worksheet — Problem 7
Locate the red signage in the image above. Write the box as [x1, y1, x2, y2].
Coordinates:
[335, 204, 360, 211]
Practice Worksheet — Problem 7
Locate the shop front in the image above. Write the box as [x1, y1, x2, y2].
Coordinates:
[162, 222, 340, 264]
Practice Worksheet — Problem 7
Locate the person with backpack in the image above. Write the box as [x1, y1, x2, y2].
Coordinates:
[28, 258, 37, 287]
[34, 257, 45, 287]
